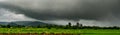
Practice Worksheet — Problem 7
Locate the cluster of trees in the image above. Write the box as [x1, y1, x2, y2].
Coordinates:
[0, 24, 25, 28]
[0, 22, 120, 29]
[64, 22, 120, 29]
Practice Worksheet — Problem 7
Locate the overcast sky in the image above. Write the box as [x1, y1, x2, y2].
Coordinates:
[0, 8, 37, 22]
[0, 0, 120, 27]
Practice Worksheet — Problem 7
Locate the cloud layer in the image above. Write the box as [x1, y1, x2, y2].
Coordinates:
[2, 0, 119, 20]
[0, 0, 120, 26]
[0, 8, 36, 22]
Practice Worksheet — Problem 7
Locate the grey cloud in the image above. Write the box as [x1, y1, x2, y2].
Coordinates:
[0, 0, 120, 26]
[0, 8, 37, 22]
[1, 0, 120, 21]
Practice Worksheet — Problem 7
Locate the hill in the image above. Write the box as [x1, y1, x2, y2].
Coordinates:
[0, 22, 9, 25]
[0, 21, 50, 26]
[14, 21, 48, 26]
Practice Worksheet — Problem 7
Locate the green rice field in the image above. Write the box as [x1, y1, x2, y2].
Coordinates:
[0, 28, 120, 35]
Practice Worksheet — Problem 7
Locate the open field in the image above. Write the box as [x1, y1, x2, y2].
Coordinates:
[0, 28, 120, 35]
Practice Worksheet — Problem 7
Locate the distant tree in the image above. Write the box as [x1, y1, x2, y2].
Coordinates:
[46, 24, 52, 29]
[72, 26, 77, 29]
[76, 22, 82, 27]
[68, 22, 72, 27]
[0, 24, 2, 28]
[7, 25, 11, 28]
[17, 25, 24, 28]
[64, 22, 72, 29]
[0, 25, 6, 28]
[76, 22, 80, 29]
[112, 26, 119, 29]
[76, 22, 79, 26]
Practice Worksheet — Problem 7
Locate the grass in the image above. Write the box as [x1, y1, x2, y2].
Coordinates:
[0, 28, 120, 35]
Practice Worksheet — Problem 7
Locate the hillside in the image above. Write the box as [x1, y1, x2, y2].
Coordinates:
[0, 21, 50, 26]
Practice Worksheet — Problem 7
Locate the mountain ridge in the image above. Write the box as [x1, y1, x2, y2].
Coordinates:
[0, 21, 50, 26]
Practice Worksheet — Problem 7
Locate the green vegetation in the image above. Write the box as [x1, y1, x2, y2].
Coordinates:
[0, 28, 120, 35]
[0, 22, 120, 35]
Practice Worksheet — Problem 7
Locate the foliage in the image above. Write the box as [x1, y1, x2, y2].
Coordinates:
[0, 22, 120, 29]
[0, 28, 120, 34]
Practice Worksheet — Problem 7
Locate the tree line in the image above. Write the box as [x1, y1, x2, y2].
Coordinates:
[0, 22, 120, 29]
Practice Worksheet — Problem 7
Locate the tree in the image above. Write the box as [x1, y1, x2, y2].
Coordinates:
[17, 25, 24, 28]
[68, 22, 72, 27]
[0, 24, 2, 28]
[76, 22, 80, 27]
[46, 24, 52, 29]
[7, 25, 11, 28]
[75, 22, 83, 29]
[64, 22, 72, 29]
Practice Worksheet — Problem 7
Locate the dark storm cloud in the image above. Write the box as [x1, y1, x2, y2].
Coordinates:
[0, 0, 120, 21]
